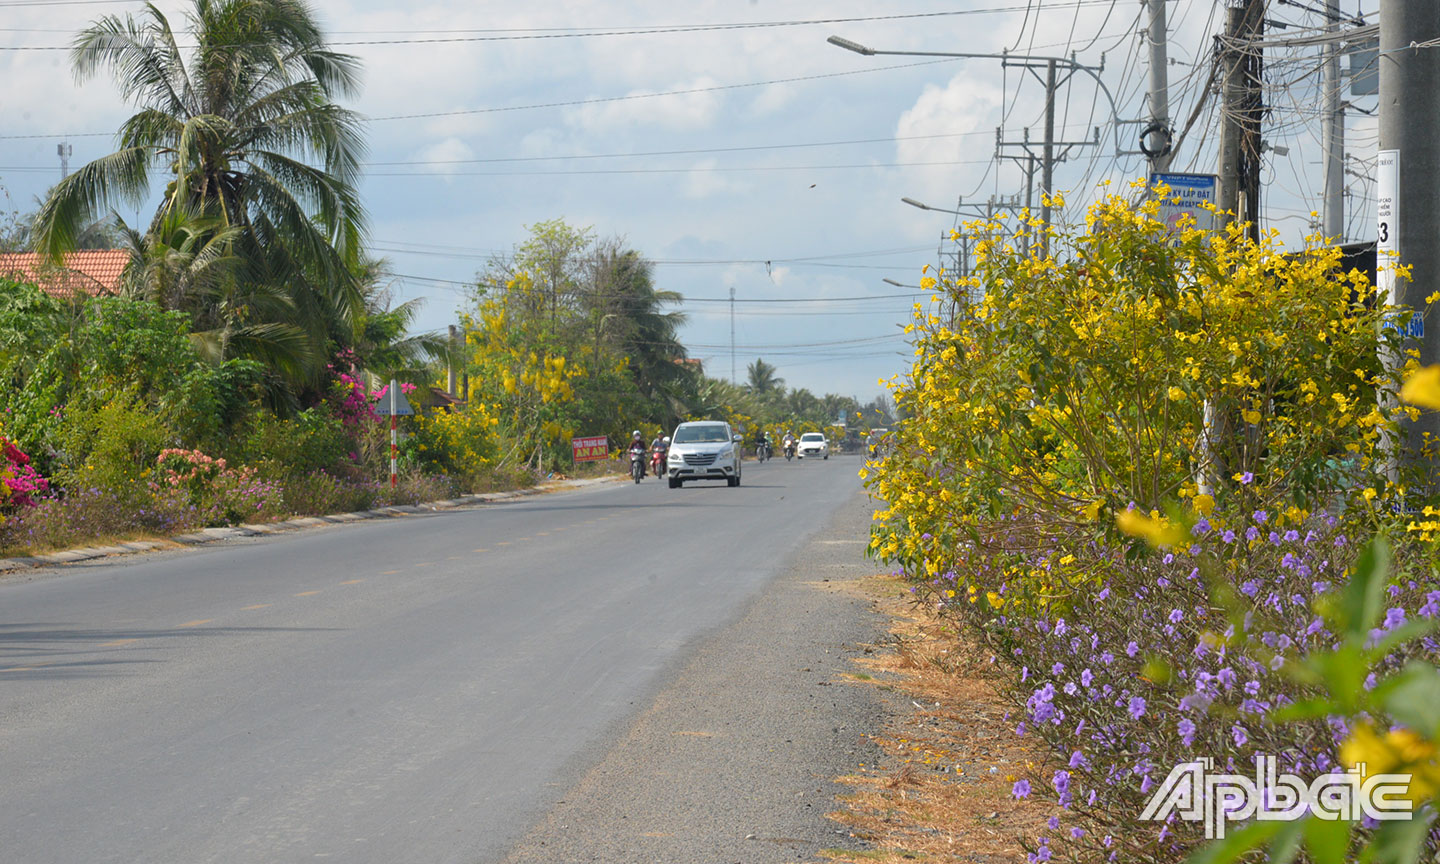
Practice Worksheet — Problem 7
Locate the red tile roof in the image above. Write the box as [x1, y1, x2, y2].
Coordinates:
[0, 250, 129, 300]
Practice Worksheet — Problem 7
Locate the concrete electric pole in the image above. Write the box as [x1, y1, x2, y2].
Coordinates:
[1321, 0, 1346, 241]
[1378, 0, 1440, 476]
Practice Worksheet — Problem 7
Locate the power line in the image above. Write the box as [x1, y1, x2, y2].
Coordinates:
[0, 3, 1118, 45]
[0, 58, 964, 139]
[362, 158, 995, 178]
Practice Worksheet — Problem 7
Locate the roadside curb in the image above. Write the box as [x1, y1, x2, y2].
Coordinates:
[0, 475, 620, 573]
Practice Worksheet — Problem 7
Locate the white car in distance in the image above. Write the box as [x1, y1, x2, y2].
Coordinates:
[666, 421, 743, 487]
[796, 432, 829, 460]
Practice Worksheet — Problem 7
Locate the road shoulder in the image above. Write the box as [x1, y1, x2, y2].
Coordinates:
[502, 486, 895, 864]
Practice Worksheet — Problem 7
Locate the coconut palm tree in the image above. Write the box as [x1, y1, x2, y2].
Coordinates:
[746, 358, 784, 397]
[32, 0, 366, 384]
[117, 206, 313, 376]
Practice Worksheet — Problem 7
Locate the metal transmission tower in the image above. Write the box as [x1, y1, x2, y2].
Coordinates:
[729, 286, 736, 385]
[57, 142, 72, 181]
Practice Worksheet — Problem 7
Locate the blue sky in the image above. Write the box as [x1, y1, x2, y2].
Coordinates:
[0, 0, 1379, 402]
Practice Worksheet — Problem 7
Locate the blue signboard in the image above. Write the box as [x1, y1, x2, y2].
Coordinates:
[1151, 172, 1219, 233]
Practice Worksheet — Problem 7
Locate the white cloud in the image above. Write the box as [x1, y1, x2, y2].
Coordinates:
[892, 72, 1003, 218]
[564, 78, 723, 134]
[409, 137, 476, 178]
[682, 159, 749, 199]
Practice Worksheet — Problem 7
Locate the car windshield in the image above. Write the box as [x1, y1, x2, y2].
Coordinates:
[801, 433, 824, 442]
[673, 425, 730, 444]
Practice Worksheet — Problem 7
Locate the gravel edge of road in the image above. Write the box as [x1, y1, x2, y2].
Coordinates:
[0, 475, 623, 575]
[499, 483, 898, 864]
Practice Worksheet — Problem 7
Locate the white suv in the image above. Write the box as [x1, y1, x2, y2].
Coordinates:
[666, 421, 743, 487]
[797, 432, 829, 459]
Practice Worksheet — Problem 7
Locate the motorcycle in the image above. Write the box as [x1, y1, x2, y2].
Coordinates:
[756, 441, 771, 462]
[650, 447, 667, 479]
[784, 441, 795, 461]
[629, 449, 646, 484]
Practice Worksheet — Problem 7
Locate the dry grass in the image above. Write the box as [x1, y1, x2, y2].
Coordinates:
[820, 573, 1051, 864]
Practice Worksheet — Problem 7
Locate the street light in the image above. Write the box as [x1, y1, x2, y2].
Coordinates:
[829, 33, 1126, 256]
[902, 197, 964, 216]
[826, 35, 874, 55]
[882, 278, 920, 289]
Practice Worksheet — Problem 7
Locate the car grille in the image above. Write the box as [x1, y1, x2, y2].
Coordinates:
[683, 453, 717, 466]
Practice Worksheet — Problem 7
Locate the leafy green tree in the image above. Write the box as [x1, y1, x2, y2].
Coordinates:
[32, 0, 367, 386]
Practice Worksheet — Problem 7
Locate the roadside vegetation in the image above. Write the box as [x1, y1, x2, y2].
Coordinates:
[862, 183, 1440, 862]
[0, 0, 882, 558]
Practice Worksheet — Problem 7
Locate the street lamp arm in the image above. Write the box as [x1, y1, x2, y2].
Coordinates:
[827, 35, 1125, 148]
[902, 196, 964, 215]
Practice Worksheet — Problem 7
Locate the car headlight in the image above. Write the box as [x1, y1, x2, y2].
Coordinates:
[718, 446, 733, 458]
[668, 451, 681, 462]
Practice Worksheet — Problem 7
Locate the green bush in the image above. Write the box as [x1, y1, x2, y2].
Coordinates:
[53, 400, 171, 507]
[238, 407, 352, 479]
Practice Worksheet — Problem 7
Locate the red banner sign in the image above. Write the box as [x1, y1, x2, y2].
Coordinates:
[571, 435, 609, 463]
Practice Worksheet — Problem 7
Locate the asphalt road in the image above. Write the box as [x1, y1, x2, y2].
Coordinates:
[0, 455, 876, 864]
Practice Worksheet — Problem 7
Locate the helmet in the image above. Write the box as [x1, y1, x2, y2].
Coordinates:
[632, 430, 641, 437]
[663, 436, 671, 444]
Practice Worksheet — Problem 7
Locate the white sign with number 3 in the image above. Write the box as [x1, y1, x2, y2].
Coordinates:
[1377, 149, 1399, 296]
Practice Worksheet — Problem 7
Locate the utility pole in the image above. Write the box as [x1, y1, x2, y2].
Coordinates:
[1040, 59, 1058, 256]
[1379, 0, 1440, 477]
[447, 323, 459, 397]
[1204, 0, 1265, 495]
[57, 142, 71, 181]
[729, 286, 736, 385]
[1321, 0, 1345, 240]
[1216, 0, 1264, 241]
[1145, 0, 1173, 171]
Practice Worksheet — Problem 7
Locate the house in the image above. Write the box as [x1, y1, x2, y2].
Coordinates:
[0, 250, 129, 301]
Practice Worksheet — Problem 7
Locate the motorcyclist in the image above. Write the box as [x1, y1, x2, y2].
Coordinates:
[751, 425, 768, 459]
[627, 429, 647, 477]
[782, 430, 797, 457]
[650, 433, 668, 476]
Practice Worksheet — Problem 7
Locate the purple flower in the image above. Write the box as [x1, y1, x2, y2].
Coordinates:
[1047, 816, 1060, 830]
[1383, 608, 1407, 631]
[1178, 718, 1197, 746]
[1126, 641, 1140, 658]
[1051, 662, 1065, 675]
[1053, 769, 1071, 795]
[1254, 510, 1268, 524]
[1168, 608, 1184, 624]
[1013, 778, 1032, 799]
[1080, 668, 1094, 687]
[1128, 696, 1147, 720]
[1232, 725, 1249, 747]
[1222, 529, 1237, 543]
[1071, 827, 1086, 839]
[1239, 471, 1254, 484]
[1069, 750, 1088, 769]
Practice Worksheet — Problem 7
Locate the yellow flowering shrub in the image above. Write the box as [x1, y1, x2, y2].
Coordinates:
[866, 183, 1423, 601]
[410, 402, 501, 480]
